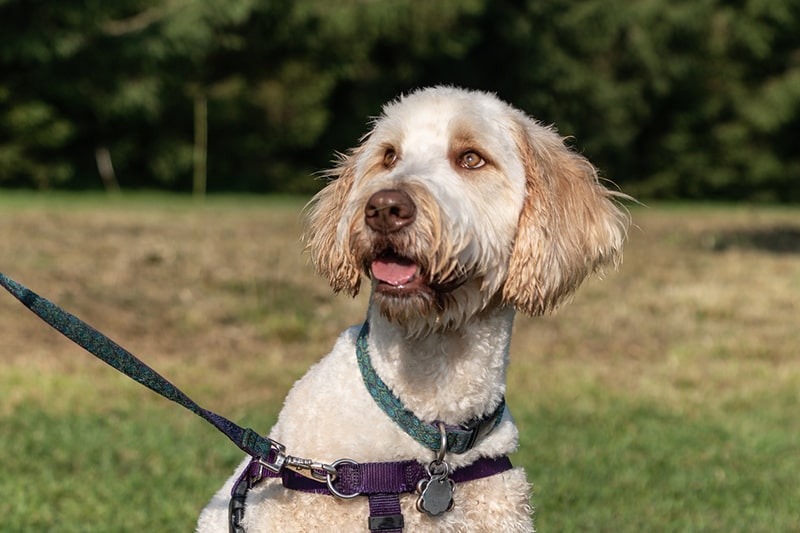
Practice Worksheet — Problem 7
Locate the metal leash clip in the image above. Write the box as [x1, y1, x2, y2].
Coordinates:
[284, 455, 338, 482]
[256, 446, 362, 500]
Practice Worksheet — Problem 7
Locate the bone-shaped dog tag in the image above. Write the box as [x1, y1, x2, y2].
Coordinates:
[415, 472, 455, 516]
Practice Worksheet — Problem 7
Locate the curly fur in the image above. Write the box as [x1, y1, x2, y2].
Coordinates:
[196, 86, 628, 532]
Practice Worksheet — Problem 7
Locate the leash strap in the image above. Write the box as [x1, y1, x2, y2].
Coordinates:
[0, 272, 280, 462]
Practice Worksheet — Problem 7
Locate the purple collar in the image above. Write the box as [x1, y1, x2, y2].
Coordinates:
[243, 454, 513, 498]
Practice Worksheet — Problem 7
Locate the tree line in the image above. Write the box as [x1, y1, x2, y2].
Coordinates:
[1, 0, 798, 201]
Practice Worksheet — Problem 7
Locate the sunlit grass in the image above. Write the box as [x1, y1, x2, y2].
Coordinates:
[1, 193, 799, 530]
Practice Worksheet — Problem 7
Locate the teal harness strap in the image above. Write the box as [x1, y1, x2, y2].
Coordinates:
[0, 272, 279, 461]
[356, 321, 505, 454]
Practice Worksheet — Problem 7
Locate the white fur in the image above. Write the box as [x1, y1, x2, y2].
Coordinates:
[197, 86, 628, 532]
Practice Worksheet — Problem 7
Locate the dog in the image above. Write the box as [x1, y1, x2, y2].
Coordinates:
[196, 86, 628, 532]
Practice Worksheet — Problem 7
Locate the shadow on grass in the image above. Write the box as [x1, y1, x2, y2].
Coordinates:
[703, 225, 800, 254]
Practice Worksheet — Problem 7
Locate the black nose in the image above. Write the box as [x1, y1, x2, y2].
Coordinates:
[365, 189, 416, 233]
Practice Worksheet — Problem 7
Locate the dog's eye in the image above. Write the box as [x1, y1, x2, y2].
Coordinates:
[383, 149, 398, 168]
[459, 151, 485, 169]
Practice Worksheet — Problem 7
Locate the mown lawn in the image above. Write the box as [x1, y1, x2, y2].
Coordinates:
[1, 193, 799, 532]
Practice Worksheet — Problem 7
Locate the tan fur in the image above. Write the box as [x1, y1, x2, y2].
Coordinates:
[503, 118, 628, 315]
[304, 149, 362, 295]
[197, 86, 629, 533]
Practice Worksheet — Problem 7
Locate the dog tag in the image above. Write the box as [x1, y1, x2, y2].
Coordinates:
[415, 469, 455, 516]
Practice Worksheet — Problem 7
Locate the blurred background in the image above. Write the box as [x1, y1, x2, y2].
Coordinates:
[1, 0, 798, 201]
[1, 1, 800, 531]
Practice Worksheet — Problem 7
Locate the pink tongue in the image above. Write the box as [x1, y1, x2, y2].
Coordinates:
[371, 257, 418, 286]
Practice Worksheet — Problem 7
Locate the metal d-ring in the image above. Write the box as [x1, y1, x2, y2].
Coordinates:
[423, 421, 451, 479]
[436, 421, 447, 463]
[326, 458, 361, 499]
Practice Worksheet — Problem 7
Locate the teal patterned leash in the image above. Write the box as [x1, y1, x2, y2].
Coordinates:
[356, 321, 505, 454]
[0, 272, 281, 461]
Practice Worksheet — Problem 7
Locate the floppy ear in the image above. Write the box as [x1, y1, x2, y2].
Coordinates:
[303, 149, 363, 296]
[502, 119, 629, 315]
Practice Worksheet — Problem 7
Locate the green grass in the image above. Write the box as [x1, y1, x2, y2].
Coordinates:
[510, 393, 800, 531]
[1, 192, 799, 531]
[0, 369, 274, 532]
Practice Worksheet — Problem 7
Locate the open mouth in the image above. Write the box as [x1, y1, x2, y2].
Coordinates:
[369, 250, 469, 296]
[370, 251, 427, 294]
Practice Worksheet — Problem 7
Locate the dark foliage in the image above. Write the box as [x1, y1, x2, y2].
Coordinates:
[0, 0, 798, 200]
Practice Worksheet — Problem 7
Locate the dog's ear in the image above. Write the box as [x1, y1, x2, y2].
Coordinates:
[303, 149, 363, 296]
[503, 119, 629, 315]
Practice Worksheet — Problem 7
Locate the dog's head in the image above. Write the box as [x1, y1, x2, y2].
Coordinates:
[305, 86, 628, 334]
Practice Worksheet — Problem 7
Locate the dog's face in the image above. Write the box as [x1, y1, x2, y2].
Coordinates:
[306, 87, 628, 335]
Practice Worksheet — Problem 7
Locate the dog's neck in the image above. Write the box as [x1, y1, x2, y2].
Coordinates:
[365, 302, 515, 425]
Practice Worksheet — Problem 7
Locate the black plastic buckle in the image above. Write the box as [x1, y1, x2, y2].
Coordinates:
[369, 514, 405, 531]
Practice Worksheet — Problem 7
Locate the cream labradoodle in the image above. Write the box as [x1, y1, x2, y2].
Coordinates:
[197, 86, 628, 532]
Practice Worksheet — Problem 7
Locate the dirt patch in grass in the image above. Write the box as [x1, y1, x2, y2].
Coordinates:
[0, 197, 367, 413]
[702, 225, 800, 254]
[2, 198, 798, 416]
[509, 204, 800, 413]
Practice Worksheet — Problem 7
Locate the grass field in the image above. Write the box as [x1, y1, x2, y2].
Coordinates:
[1, 192, 799, 532]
